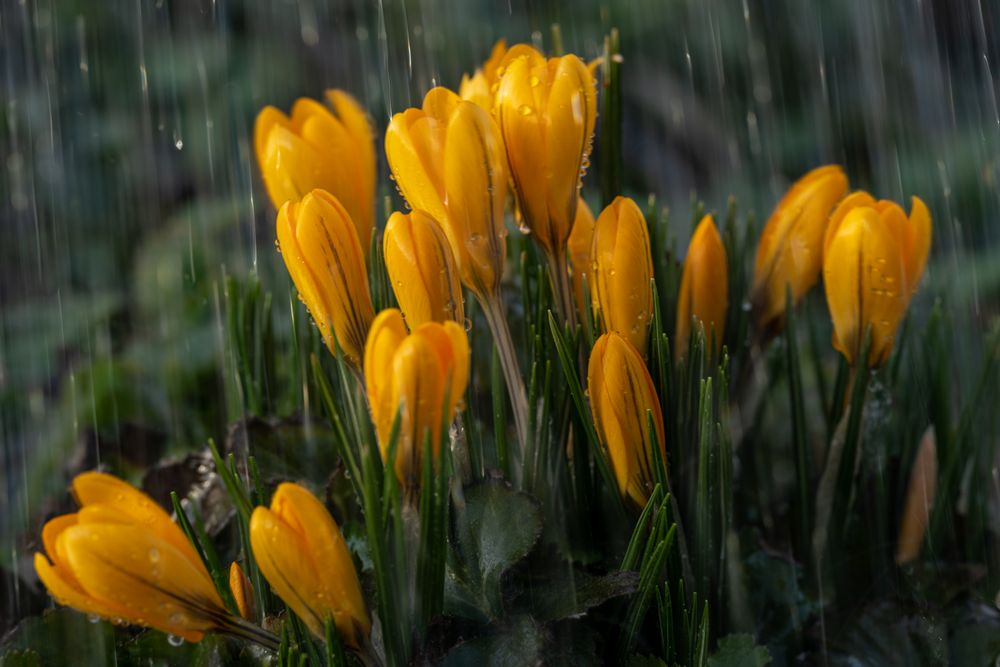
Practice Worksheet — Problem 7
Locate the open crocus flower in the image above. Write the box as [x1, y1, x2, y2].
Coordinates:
[277, 189, 375, 367]
[675, 214, 728, 360]
[567, 197, 596, 323]
[822, 193, 931, 366]
[385, 87, 509, 301]
[459, 39, 508, 110]
[364, 308, 470, 488]
[588, 332, 667, 507]
[254, 90, 375, 246]
[250, 483, 370, 647]
[34, 472, 230, 642]
[495, 44, 597, 258]
[591, 196, 655, 356]
[384, 210, 465, 327]
[752, 165, 848, 333]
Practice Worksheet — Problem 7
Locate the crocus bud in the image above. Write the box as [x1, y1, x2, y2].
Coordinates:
[675, 214, 728, 360]
[254, 91, 375, 246]
[567, 197, 596, 322]
[250, 483, 369, 646]
[364, 309, 470, 488]
[496, 46, 597, 256]
[588, 332, 667, 507]
[591, 196, 655, 356]
[386, 88, 509, 299]
[384, 210, 465, 327]
[822, 194, 931, 366]
[896, 427, 937, 565]
[277, 189, 375, 367]
[752, 165, 848, 333]
[229, 562, 255, 621]
[459, 39, 508, 111]
[34, 473, 229, 642]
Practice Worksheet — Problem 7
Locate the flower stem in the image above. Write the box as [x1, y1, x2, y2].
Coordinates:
[481, 294, 530, 451]
[545, 247, 578, 331]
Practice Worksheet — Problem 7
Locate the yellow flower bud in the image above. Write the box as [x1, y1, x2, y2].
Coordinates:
[495, 46, 597, 256]
[250, 483, 369, 646]
[229, 562, 255, 621]
[254, 90, 375, 246]
[34, 473, 228, 643]
[567, 197, 596, 323]
[276, 189, 375, 367]
[822, 194, 931, 366]
[364, 309, 470, 488]
[896, 427, 937, 565]
[588, 332, 667, 507]
[383, 210, 465, 327]
[385, 88, 509, 299]
[459, 39, 508, 111]
[591, 196, 655, 356]
[676, 214, 728, 360]
[752, 165, 849, 332]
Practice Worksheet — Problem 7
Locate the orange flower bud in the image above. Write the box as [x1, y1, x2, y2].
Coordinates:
[458, 40, 508, 111]
[822, 194, 931, 366]
[250, 483, 369, 646]
[752, 165, 848, 332]
[588, 332, 667, 507]
[567, 197, 596, 323]
[254, 91, 375, 246]
[276, 190, 375, 367]
[383, 210, 465, 327]
[676, 214, 728, 360]
[364, 309, 470, 488]
[591, 196, 655, 356]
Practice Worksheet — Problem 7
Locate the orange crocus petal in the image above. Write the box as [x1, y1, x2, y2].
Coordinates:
[904, 196, 932, 297]
[364, 308, 410, 446]
[568, 198, 596, 322]
[229, 562, 254, 621]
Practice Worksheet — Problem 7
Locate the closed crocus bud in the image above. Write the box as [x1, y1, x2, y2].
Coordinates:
[250, 483, 369, 646]
[592, 196, 655, 356]
[386, 87, 509, 299]
[496, 46, 597, 257]
[34, 473, 229, 642]
[567, 197, 596, 322]
[277, 190, 375, 367]
[588, 332, 667, 507]
[459, 39, 508, 111]
[254, 91, 375, 246]
[229, 562, 255, 621]
[384, 210, 465, 327]
[364, 309, 470, 488]
[676, 214, 728, 360]
[896, 427, 937, 565]
[822, 194, 931, 366]
[752, 165, 848, 333]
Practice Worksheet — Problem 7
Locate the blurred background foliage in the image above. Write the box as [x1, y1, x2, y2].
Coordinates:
[1, 0, 999, 654]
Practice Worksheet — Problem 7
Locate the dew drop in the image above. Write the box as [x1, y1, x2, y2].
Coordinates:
[167, 634, 185, 647]
[87, 614, 101, 624]
[518, 105, 535, 116]
[148, 547, 160, 563]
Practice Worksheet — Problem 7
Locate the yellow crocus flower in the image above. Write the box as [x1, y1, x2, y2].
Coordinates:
[752, 165, 849, 333]
[676, 214, 728, 360]
[364, 308, 470, 488]
[34, 472, 229, 642]
[495, 45, 597, 259]
[588, 332, 667, 507]
[250, 483, 370, 647]
[591, 196, 655, 356]
[385, 87, 509, 300]
[276, 189, 375, 368]
[822, 193, 931, 366]
[459, 39, 508, 110]
[383, 210, 465, 327]
[567, 197, 596, 323]
[229, 562, 255, 621]
[254, 90, 375, 247]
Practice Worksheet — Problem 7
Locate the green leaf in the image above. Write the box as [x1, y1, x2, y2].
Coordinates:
[520, 568, 639, 622]
[708, 634, 772, 667]
[0, 609, 114, 667]
[442, 615, 544, 667]
[451, 481, 543, 617]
